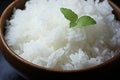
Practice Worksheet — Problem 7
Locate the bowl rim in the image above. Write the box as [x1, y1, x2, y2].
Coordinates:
[0, 0, 120, 73]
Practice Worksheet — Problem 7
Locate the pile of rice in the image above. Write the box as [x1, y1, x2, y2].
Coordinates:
[5, 0, 120, 70]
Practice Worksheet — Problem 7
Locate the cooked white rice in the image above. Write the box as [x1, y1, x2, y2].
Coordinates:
[5, 0, 120, 70]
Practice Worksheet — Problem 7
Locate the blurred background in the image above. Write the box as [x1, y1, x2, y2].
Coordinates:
[0, 0, 120, 80]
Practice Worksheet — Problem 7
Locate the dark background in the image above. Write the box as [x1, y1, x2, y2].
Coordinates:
[0, 0, 120, 80]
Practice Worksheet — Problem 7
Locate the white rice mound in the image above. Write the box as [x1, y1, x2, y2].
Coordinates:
[5, 0, 120, 70]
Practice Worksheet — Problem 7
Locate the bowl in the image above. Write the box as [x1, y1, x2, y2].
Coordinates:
[0, 0, 120, 79]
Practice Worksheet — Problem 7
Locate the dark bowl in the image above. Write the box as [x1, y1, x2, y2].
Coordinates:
[0, 0, 120, 79]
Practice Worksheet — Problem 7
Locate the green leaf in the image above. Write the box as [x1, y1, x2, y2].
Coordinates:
[60, 8, 78, 27]
[77, 16, 96, 27]
[60, 8, 96, 28]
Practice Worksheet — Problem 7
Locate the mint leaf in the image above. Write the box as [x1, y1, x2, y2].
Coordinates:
[60, 8, 96, 27]
[77, 16, 96, 27]
[60, 8, 78, 27]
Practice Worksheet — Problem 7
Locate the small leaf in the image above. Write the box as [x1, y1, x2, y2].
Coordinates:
[77, 16, 96, 27]
[60, 8, 96, 28]
[60, 8, 78, 27]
